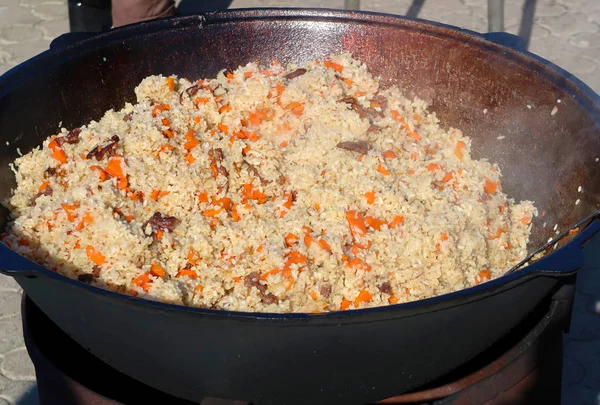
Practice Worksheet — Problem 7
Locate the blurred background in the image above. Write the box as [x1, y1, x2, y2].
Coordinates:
[0, 1, 599, 404]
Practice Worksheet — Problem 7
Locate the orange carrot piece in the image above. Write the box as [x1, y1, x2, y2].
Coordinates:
[38, 181, 50, 193]
[319, 239, 332, 253]
[442, 171, 454, 182]
[287, 102, 304, 116]
[365, 191, 376, 204]
[242, 145, 251, 155]
[341, 298, 352, 310]
[347, 258, 372, 272]
[188, 248, 200, 266]
[413, 113, 423, 124]
[242, 183, 267, 204]
[388, 296, 399, 304]
[85, 245, 105, 265]
[346, 210, 367, 238]
[484, 178, 499, 194]
[389, 216, 405, 229]
[61, 203, 79, 222]
[195, 97, 209, 106]
[285, 233, 299, 246]
[219, 104, 232, 114]
[260, 268, 281, 280]
[194, 116, 202, 123]
[203, 207, 223, 217]
[226, 72, 234, 79]
[197, 192, 209, 203]
[166, 77, 175, 91]
[365, 216, 386, 231]
[489, 227, 508, 240]
[194, 285, 204, 295]
[150, 263, 166, 278]
[342, 77, 353, 87]
[383, 150, 397, 159]
[324, 60, 344, 72]
[455, 141, 466, 160]
[132, 273, 152, 291]
[377, 164, 390, 176]
[105, 156, 125, 179]
[354, 289, 373, 307]
[212, 197, 232, 211]
[75, 212, 93, 230]
[427, 163, 442, 172]
[475, 269, 491, 285]
[231, 204, 241, 222]
[48, 140, 67, 164]
[158, 144, 174, 155]
[217, 123, 229, 134]
[176, 269, 198, 279]
[275, 83, 285, 97]
[520, 216, 531, 224]
[185, 153, 195, 165]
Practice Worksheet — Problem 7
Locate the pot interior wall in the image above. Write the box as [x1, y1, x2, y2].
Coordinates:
[0, 11, 599, 254]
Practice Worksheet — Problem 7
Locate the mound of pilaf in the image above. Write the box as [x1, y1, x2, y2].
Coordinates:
[2, 53, 537, 313]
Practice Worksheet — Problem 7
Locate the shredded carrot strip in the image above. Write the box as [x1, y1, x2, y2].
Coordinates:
[184, 153, 195, 165]
[520, 216, 531, 224]
[231, 204, 241, 222]
[217, 123, 229, 134]
[75, 212, 93, 231]
[203, 207, 222, 217]
[287, 102, 304, 116]
[324, 60, 344, 72]
[184, 129, 200, 150]
[455, 141, 466, 160]
[347, 258, 372, 272]
[85, 245, 105, 265]
[242, 183, 267, 204]
[442, 171, 454, 182]
[475, 269, 491, 285]
[61, 203, 79, 222]
[195, 97, 209, 106]
[261, 268, 281, 280]
[48, 140, 67, 164]
[158, 144, 174, 155]
[377, 164, 390, 176]
[389, 216, 405, 229]
[365, 216, 386, 231]
[150, 263, 166, 278]
[234, 130, 260, 142]
[152, 104, 170, 117]
[346, 210, 367, 238]
[427, 163, 442, 172]
[38, 181, 50, 193]
[285, 233, 299, 246]
[176, 269, 198, 279]
[197, 192, 209, 203]
[105, 156, 126, 179]
[354, 289, 373, 307]
[383, 150, 397, 159]
[489, 227, 507, 240]
[219, 105, 232, 114]
[341, 298, 352, 310]
[132, 273, 152, 291]
[166, 77, 175, 91]
[388, 296, 399, 304]
[364, 191, 376, 204]
[484, 178, 499, 194]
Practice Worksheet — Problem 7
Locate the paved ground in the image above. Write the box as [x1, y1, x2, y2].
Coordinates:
[0, 1, 599, 404]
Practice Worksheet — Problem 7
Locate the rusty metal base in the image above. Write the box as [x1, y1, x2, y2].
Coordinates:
[22, 295, 563, 405]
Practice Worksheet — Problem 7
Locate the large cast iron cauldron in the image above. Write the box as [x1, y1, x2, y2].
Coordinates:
[1, 9, 599, 405]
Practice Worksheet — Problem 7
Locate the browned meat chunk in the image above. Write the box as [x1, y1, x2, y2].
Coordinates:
[145, 212, 180, 233]
[285, 68, 307, 80]
[87, 135, 120, 160]
[337, 141, 371, 155]
[320, 283, 332, 298]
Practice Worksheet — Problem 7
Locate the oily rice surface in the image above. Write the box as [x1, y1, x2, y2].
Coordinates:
[2, 54, 536, 313]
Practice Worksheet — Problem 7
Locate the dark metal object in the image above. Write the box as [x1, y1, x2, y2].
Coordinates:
[67, 0, 112, 33]
[1, 9, 600, 405]
[23, 293, 564, 405]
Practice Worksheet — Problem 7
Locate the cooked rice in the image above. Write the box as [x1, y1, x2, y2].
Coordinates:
[1, 53, 536, 313]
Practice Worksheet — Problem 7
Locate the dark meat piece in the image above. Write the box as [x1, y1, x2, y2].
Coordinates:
[45, 167, 57, 176]
[244, 271, 267, 294]
[337, 140, 371, 155]
[367, 124, 384, 133]
[145, 212, 180, 233]
[339, 96, 369, 119]
[371, 94, 388, 111]
[86, 135, 120, 160]
[123, 113, 132, 122]
[245, 162, 270, 185]
[186, 84, 200, 96]
[56, 128, 82, 146]
[209, 148, 229, 178]
[261, 293, 279, 305]
[77, 274, 94, 283]
[320, 283, 332, 298]
[284, 68, 307, 80]
[92, 265, 102, 277]
[377, 282, 392, 294]
[37, 185, 53, 197]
